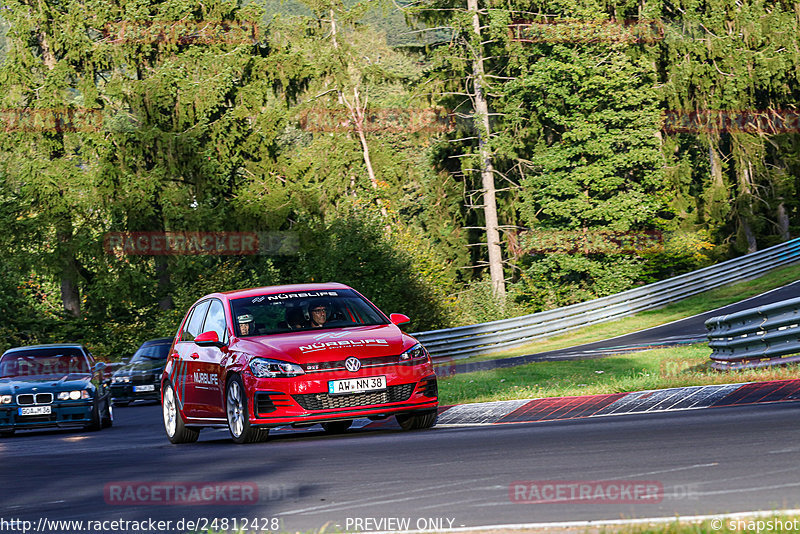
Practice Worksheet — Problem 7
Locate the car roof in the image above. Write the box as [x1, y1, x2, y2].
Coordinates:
[218, 282, 352, 300]
[2, 344, 87, 356]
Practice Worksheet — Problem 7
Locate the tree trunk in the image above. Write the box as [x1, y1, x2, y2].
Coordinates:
[57, 220, 81, 318]
[150, 200, 174, 310]
[707, 143, 730, 230]
[468, 0, 505, 301]
[777, 201, 791, 241]
[737, 155, 758, 253]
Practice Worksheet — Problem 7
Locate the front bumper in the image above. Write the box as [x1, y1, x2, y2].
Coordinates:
[111, 382, 160, 403]
[246, 372, 439, 427]
[0, 401, 94, 430]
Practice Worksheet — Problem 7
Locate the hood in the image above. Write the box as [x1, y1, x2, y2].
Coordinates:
[0, 374, 93, 395]
[229, 324, 413, 364]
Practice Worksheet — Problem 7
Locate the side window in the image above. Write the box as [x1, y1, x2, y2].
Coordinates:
[203, 299, 227, 342]
[182, 300, 211, 342]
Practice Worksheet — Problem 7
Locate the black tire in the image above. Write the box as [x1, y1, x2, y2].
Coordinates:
[321, 420, 353, 433]
[162, 381, 199, 444]
[396, 409, 438, 431]
[85, 398, 103, 431]
[226, 374, 269, 444]
[101, 398, 114, 428]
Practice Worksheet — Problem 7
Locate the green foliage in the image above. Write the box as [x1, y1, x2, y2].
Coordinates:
[295, 210, 455, 330]
[0, 0, 799, 356]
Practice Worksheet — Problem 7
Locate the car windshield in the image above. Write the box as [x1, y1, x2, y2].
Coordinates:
[129, 343, 171, 364]
[230, 289, 388, 337]
[0, 347, 90, 378]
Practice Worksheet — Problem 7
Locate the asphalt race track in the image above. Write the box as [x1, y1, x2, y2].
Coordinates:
[2, 400, 800, 532]
[445, 279, 800, 374]
[3, 281, 800, 533]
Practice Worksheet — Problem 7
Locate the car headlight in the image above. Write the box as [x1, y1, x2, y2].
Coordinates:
[400, 343, 429, 362]
[58, 390, 89, 400]
[0, 395, 11, 404]
[249, 358, 305, 378]
[112, 376, 130, 384]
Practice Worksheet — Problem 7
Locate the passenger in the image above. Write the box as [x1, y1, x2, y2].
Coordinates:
[237, 314, 255, 336]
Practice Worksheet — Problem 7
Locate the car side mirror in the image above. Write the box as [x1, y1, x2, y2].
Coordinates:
[93, 362, 106, 373]
[121, 357, 130, 365]
[389, 313, 411, 326]
[195, 331, 226, 348]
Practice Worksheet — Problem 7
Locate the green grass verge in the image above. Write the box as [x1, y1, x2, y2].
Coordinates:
[435, 262, 800, 368]
[437, 343, 800, 406]
[593, 514, 800, 534]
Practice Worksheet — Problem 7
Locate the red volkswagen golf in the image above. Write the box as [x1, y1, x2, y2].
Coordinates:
[161, 283, 438, 444]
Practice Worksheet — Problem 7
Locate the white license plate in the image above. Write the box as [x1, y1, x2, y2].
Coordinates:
[133, 384, 155, 393]
[328, 375, 387, 395]
[19, 406, 51, 416]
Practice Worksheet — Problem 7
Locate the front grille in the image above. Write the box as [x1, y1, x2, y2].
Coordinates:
[293, 383, 415, 411]
[132, 374, 156, 384]
[17, 393, 53, 405]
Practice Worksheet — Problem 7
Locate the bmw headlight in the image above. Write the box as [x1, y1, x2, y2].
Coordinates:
[400, 343, 429, 362]
[249, 358, 305, 378]
[112, 376, 130, 384]
[58, 390, 89, 400]
[0, 395, 11, 404]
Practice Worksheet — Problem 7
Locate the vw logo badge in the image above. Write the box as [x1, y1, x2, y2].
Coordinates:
[345, 357, 361, 372]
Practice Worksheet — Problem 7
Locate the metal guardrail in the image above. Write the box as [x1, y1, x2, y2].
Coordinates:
[705, 296, 800, 370]
[412, 237, 800, 360]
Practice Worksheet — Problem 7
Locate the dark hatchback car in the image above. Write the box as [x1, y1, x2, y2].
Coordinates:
[111, 338, 172, 406]
[0, 344, 113, 436]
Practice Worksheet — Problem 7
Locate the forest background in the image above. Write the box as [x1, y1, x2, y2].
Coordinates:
[0, 0, 798, 359]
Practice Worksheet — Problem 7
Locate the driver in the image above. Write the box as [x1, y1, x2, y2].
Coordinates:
[237, 313, 255, 336]
[308, 301, 330, 328]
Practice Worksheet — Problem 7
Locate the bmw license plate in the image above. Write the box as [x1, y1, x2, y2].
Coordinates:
[133, 384, 155, 393]
[19, 406, 51, 416]
[328, 375, 386, 395]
